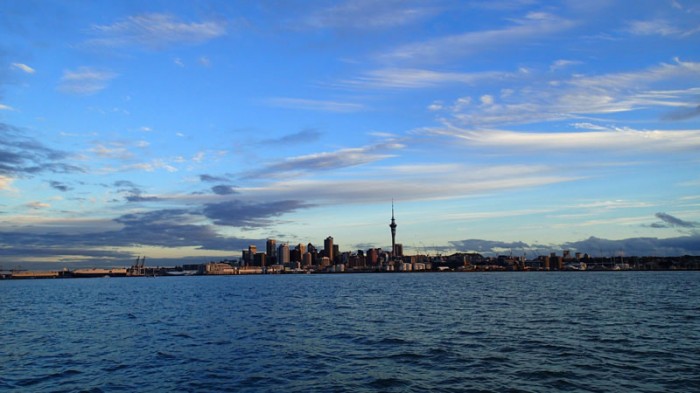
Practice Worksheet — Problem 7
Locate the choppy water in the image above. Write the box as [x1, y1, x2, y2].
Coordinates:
[2, 272, 699, 392]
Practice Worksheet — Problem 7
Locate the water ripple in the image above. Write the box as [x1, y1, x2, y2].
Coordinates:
[2, 272, 700, 392]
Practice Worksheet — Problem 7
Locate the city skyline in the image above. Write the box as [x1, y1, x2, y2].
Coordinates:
[1, 1, 700, 268]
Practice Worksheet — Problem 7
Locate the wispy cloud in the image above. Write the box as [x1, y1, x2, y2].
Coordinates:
[211, 185, 237, 195]
[242, 164, 573, 205]
[380, 12, 575, 63]
[0, 123, 82, 177]
[304, 0, 436, 30]
[49, 181, 72, 192]
[57, 67, 117, 95]
[85, 13, 227, 50]
[344, 68, 514, 89]
[424, 127, 700, 153]
[0, 104, 15, 111]
[625, 19, 700, 37]
[652, 212, 699, 229]
[259, 128, 322, 145]
[11, 62, 35, 74]
[266, 97, 365, 113]
[242, 140, 403, 179]
[431, 59, 700, 127]
[203, 199, 315, 228]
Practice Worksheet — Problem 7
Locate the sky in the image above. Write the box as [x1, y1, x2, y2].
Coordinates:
[1, 0, 700, 269]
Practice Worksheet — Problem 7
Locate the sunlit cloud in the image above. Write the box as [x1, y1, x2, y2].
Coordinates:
[26, 201, 51, 209]
[11, 62, 35, 74]
[424, 127, 700, 153]
[432, 59, 700, 127]
[0, 175, 14, 191]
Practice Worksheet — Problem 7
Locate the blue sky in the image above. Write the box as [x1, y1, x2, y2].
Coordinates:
[1, 0, 699, 268]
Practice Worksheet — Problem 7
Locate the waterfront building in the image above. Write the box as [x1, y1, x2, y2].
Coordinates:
[278, 243, 290, 264]
[254, 252, 267, 267]
[324, 236, 334, 262]
[266, 239, 277, 264]
[367, 248, 379, 266]
[297, 243, 306, 255]
[248, 245, 257, 265]
[395, 243, 403, 257]
[302, 252, 313, 267]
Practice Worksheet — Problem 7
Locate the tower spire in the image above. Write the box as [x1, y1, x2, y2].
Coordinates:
[390, 199, 397, 258]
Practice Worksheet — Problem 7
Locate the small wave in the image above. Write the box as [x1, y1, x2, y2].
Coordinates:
[15, 369, 83, 387]
[368, 377, 411, 390]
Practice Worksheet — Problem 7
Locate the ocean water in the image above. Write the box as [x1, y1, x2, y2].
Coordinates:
[1, 272, 699, 392]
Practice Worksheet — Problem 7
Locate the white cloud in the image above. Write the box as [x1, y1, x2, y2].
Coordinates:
[174, 58, 184, 67]
[120, 160, 178, 173]
[436, 59, 700, 127]
[241, 163, 573, 204]
[192, 152, 205, 163]
[57, 67, 117, 95]
[198, 57, 211, 67]
[0, 104, 15, 111]
[427, 101, 444, 111]
[86, 13, 227, 49]
[381, 12, 575, 63]
[425, 127, 700, 153]
[550, 59, 581, 71]
[346, 68, 514, 89]
[11, 63, 35, 74]
[480, 95, 494, 105]
[26, 201, 51, 210]
[304, 0, 436, 30]
[267, 97, 365, 113]
[625, 19, 700, 37]
[90, 143, 132, 159]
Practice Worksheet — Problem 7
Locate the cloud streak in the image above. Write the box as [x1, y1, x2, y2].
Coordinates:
[424, 127, 700, 153]
[430, 60, 700, 127]
[381, 12, 575, 63]
[202, 199, 314, 228]
[0, 123, 82, 177]
[57, 67, 117, 95]
[266, 97, 365, 113]
[242, 140, 404, 179]
[85, 13, 227, 49]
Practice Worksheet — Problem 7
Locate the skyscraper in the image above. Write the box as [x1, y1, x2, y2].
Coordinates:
[266, 239, 277, 264]
[389, 200, 397, 258]
[324, 236, 334, 262]
[278, 243, 290, 264]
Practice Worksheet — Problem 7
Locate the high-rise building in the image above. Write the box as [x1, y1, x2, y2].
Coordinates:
[296, 243, 306, 255]
[324, 236, 334, 262]
[266, 239, 277, 264]
[389, 201, 397, 258]
[278, 243, 290, 264]
[395, 243, 403, 257]
[248, 245, 257, 265]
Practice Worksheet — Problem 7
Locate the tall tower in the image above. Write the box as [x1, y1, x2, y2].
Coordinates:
[389, 200, 397, 258]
